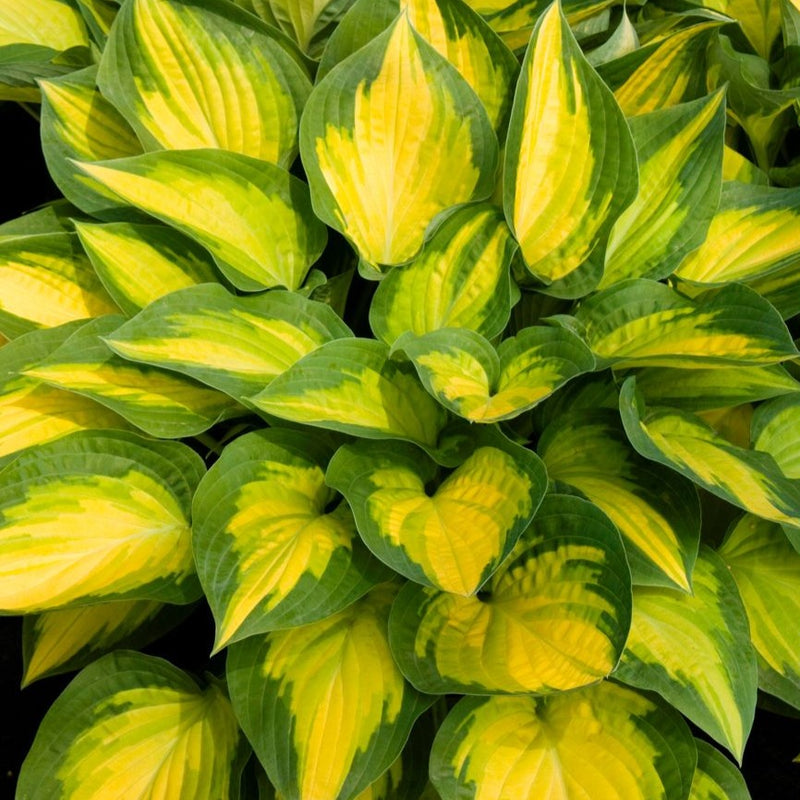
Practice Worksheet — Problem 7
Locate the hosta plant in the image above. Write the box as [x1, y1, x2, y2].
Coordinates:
[2, 0, 800, 797]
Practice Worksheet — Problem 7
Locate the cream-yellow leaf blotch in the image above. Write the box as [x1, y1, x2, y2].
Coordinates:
[0, 0, 89, 48]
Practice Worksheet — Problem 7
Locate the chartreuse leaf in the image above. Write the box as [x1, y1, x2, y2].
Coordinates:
[327, 436, 546, 595]
[22, 599, 190, 686]
[0, 431, 204, 613]
[25, 316, 240, 438]
[193, 429, 389, 651]
[227, 585, 433, 800]
[718, 514, 800, 710]
[0, 232, 119, 339]
[17, 652, 246, 800]
[539, 409, 700, 591]
[723, 145, 769, 184]
[74, 220, 221, 317]
[615, 548, 757, 761]
[705, 0, 782, 58]
[0, 0, 89, 49]
[76, 150, 327, 292]
[98, 0, 311, 166]
[620, 379, 800, 530]
[633, 365, 800, 411]
[675, 183, 800, 286]
[105, 283, 352, 402]
[395, 325, 594, 423]
[504, 3, 637, 292]
[389, 493, 631, 694]
[321, 0, 518, 133]
[300, 14, 497, 268]
[269, 0, 354, 57]
[251, 339, 449, 451]
[745, 258, 800, 319]
[600, 92, 726, 288]
[690, 740, 751, 800]
[0, 324, 125, 465]
[369, 204, 518, 345]
[752, 394, 800, 480]
[576, 280, 798, 368]
[75, 0, 118, 44]
[39, 66, 143, 219]
[430, 682, 696, 800]
[601, 22, 723, 116]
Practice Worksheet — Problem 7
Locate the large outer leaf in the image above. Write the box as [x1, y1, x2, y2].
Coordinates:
[388, 493, 631, 694]
[26, 315, 240, 438]
[251, 339, 449, 451]
[0, 431, 204, 613]
[600, 92, 725, 287]
[718, 513, 800, 709]
[76, 150, 327, 292]
[300, 14, 497, 268]
[98, 0, 311, 166]
[393, 325, 595, 423]
[430, 683, 697, 800]
[227, 585, 433, 800]
[192, 429, 389, 650]
[504, 2, 637, 289]
[539, 409, 700, 591]
[105, 283, 352, 402]
[615, 548, 757, 761]
[689, 740, 751, 800]
[577, 279, 798, 368]
[327, 436, 546, 595]
[369, 204, 519, 345]
[17, 652, 246, 800]
[620, 378, 800, 534]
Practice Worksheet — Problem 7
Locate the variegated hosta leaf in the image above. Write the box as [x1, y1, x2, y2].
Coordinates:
[74, 220, 220, 316]
[17, 652, 246, 800]
[0, 323, 125, 465]
[192, 429, 390, 650]
[251, 339, 449, 453]
[0, 231, 119, 339]
[320, 0, 518, 133]
[690, 740, 751, 800]
[585, 7, 639, 66]
[633, 365, 800, 411]
[269, 0, 355, 57]
[540, 409, 700, 591]
[429, 683, 697, 800]
[576, 279, 798, 368]
[620, 378, 800, 532]
[394, 325, 595, 423]
[0, 430, 204, 613]
[0, 0, 89, 49]
[675, 182, 800, 285]
[25, 315, 240, 438]
[22, 599, 190, 685]
[718, 514, 800, 710]
[504, 2, 637, 292]
[75, 0, 119, 44]
[227, 585, 433, 800]
[326, 437, 546, 595]
[39, 66, 143, 219]
[752, 394, 800, 483]
[76, 150, 327, 292]
[615, 548, 757, 761]
[98, 0, 312, 166]
[722, 145, 769, 183]
[388, 493, 631, 694]
[745, 257, 800, 319]
[600, 22, 723, 116]
[105, 283, 352, 402]
[369, 204, 519, 345]
[300, 14, 497, 268]
[600, 92, 726, 288]
[705, 0, 782, 59]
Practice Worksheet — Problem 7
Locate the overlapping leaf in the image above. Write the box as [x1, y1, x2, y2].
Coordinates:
[689, 740, 751, 800]
[17, 652, 246, 800]
[504, 2, 637, 291]
[227, 585, 433, 800]
[300, 14, 497, 268]
[327, 436, 546, 595]
[429, 683, 697, 800]
[0, 0, 89, 50]
[0, 431, 204, 613]
[76, 149, 327, 292]
[389, 493, 631, 694]
[751, 393, 800, 479]
[269, 0, 355, 57]
[193, 429, 389, 650]
[105, 283, 352, 402]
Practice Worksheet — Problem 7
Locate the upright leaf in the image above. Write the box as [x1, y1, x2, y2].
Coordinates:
[269, 0, 355, 57]
[689, 740, 751, 800]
